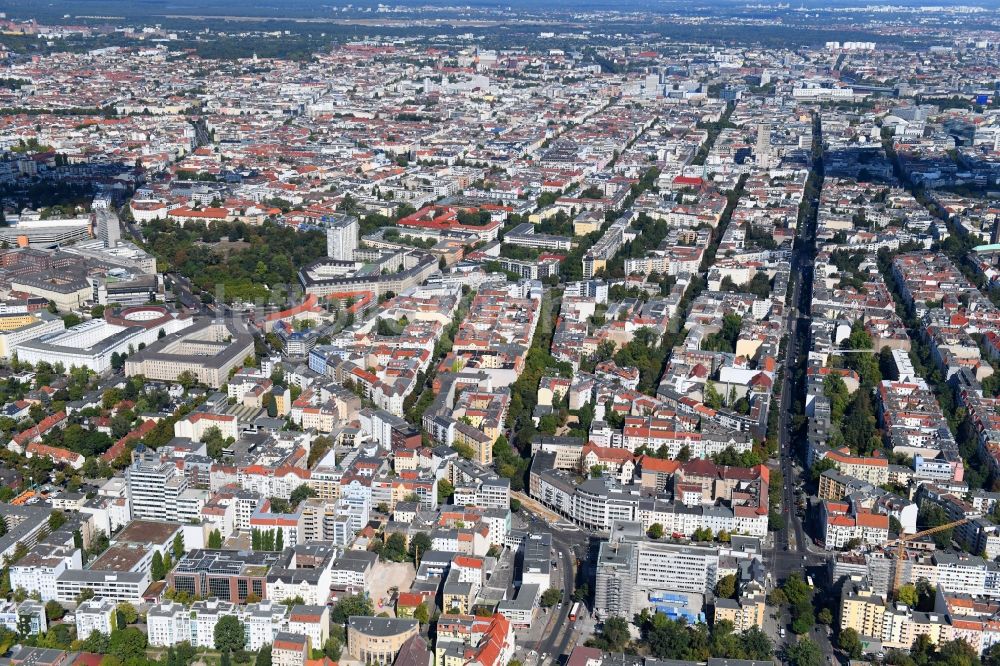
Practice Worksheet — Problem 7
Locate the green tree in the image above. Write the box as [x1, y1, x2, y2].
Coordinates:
[214, 615, 246, 652]
[256, 645, 272, 666]
[897, 584, 918, 608]
[599, 616, 630, 652]
[172, 533, 184, 560]
[540, 588, 562, 607]
[791, 600, 815, 635]
[108, 627, 147, 661]
[413, 603, 429, 625]
[823, 374, 850, 422]
[936, 639, 979, 666]
[409, 532, 432, 563]
[452, 441, 475, 460]
[437, 478, 454, 504]
[782, 573, 811, 606]
[784, 637, 822, 666]
[810, 456, 838, 482]
[693, 527, 713, 542]
[647, 523, 664, 539]
[208, 529, 223, 549]
[82, 630, 110, 653]
[177, 370, 198, 390]
[709, 620, 742, 659]
[841, 389, 881, 456]
[47, 510, 67, 532]
[642, 613, 701, 659]
[116, 602, 138, 626]
[263, 393, 278, 418]
[380, 533, 408, 562]
[150, 551, 166, 581]
[838, 627, 863, 659]
[741, 626, 773, 660]
[704, 381, 724, 409]
[322, 637, 342, 661]
[44, 600, 65, 621]
[331, 594, 373, 624]
[768, 512, 785, 531]
[289, 484, 317, 508]
[714, 574, 737, 600]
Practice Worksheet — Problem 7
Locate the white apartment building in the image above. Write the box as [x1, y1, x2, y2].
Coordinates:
[148, 599, 310, 651]
[243, 600, 293, 650]
[9, 545, 82, 602]
[936, 554, 990, 597]
[238, 466, 310, 501]
[453, 478, 510, 511]
[326, 216, 359, 260]
[634, 541, 719, 594]
[0, 600, 46, 635]
[174, 412, 239, 442]
[125, 447, 189, 522]
[288, 605, 330, 650]
[147, 600, 198, 648]
[75, 599, 118, 639]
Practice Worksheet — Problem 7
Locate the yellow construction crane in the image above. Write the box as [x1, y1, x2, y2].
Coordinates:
[891, 518, 969, 594]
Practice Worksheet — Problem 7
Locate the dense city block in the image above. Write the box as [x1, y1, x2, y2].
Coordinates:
[0, 2, 999, 666]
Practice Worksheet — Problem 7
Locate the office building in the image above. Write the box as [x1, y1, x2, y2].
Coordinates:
[0, 311, 64, 359]
[14, 312, 190, 374]
[55, 569, 150, 604]
[95, 209, 122, 248]
[595, 521, 722, 620]
[125, 318, 254, 388]
[168, 549, 283, 603]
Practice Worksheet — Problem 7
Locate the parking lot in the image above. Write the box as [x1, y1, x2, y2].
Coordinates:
[368, 560, 416, 616]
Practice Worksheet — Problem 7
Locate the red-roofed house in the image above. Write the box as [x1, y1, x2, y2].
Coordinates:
[272, 632, 310, 666]
[26, 441, 84, 469]
[582, 444, 636, 483]
[102, 419, 157, 462]
[7, 410, 66, 454]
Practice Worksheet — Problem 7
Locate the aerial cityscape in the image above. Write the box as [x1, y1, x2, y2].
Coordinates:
[0, 1, 999, 666]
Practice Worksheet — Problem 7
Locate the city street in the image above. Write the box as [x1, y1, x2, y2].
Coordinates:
[512, 507, 594, 663]
[763, 114, 839, 664]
